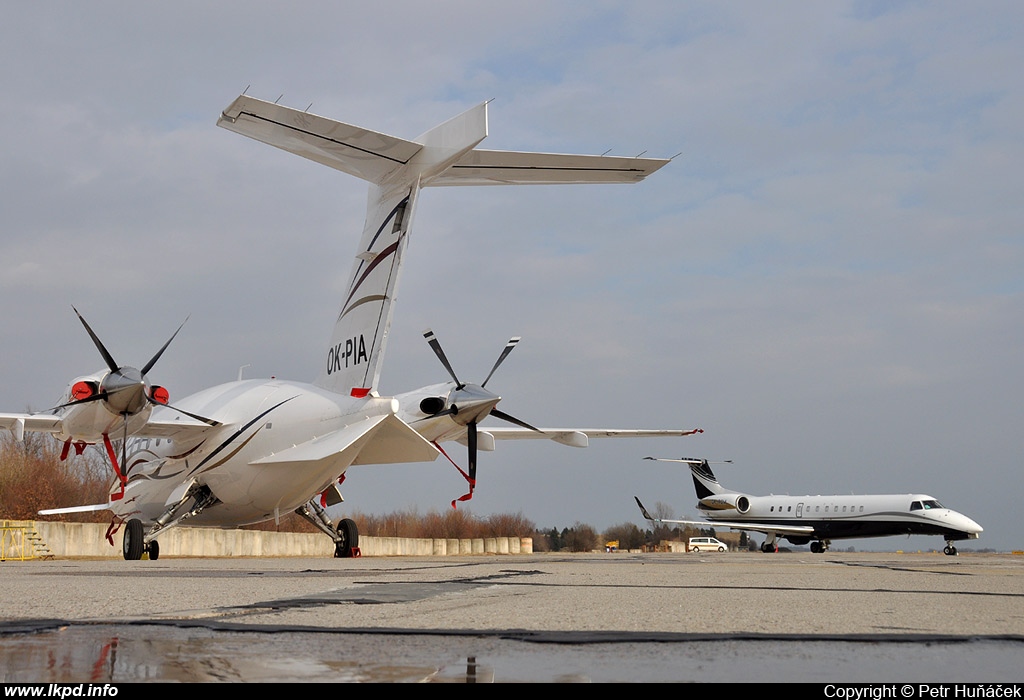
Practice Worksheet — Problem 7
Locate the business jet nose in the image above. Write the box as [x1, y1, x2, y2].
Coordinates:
[945, 510, 984, 538]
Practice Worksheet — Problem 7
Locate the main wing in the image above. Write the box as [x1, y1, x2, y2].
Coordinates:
[634, 496, 815, 536]
[0, 410, 217, 443]
[0, 413, 62, 441]
[480, 426, 703, 448]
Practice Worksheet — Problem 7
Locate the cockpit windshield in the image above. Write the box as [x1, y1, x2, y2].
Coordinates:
[910, 500, 944, 511]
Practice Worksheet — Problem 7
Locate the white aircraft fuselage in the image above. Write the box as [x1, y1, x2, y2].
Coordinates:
[637, 459, 982, 555]
[698, 491, 982, 544]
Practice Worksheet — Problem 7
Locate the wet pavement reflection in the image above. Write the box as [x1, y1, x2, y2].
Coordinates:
[1, 624, 1020, 683]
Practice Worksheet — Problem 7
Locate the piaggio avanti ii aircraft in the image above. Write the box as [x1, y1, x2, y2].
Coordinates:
[635, 458, 983, 555]
[0, 94, 700, 560]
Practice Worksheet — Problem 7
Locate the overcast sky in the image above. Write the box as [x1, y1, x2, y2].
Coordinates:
[2, 2, 1020, 551]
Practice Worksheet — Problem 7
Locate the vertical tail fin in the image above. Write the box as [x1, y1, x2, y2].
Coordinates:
[218, 95, 488, 396]
[218, 94, 670, 397]
[690, 460, 725, 499]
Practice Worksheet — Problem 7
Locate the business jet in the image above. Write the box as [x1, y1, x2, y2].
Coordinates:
[635, 458, 982, 555]
[0, 93, 700, 560]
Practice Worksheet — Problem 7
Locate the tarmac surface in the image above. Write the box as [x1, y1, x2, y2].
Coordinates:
[1, 550, 1021, 683]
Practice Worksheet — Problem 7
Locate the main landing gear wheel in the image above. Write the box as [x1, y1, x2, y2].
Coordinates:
[761, 542, 778, 553]
[334, 518, 360, 558]
[810, 541, 822, 553]
[123, 518, 145, 560]
[123, 519, 160, 560]
[944, 544, 958, 556]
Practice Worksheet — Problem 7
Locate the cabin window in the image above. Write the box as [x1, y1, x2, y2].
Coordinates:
[770, 506, 775, 512]
[842, 506, 847, 512]
[825, 506, 829, 512]
[787, 506, 792, 512]
[859, 506, 864, 512]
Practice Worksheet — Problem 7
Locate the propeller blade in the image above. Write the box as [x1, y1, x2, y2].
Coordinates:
[467, 421, 477, 483]
[481, 336, 520, 388]
[49, 392, 110, 411]
[142, 316, 189, 375]
[146, 395, 221, 426]
[423, 329, 462, 388]
[490, 408, 543, 433]
[72, 307, 118, 373]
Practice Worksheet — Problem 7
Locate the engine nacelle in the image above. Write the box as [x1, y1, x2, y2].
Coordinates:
[418, 396, 446, 415]
[698, 493, 751, 515]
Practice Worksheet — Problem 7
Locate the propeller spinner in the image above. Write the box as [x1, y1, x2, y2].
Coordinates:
[421, 329, 542, 503]
[57, 307, 218, 428]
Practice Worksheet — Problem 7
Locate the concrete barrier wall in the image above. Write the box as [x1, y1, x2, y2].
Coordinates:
[7, 521, 533, 559]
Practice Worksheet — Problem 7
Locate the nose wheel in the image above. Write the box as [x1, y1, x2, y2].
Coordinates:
[943, 543, 958, 556]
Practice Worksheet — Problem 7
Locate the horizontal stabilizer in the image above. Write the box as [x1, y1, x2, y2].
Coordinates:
[219, 95, 424, 185]
[218, 95, 669, 189]
[434, 149, 670, 186]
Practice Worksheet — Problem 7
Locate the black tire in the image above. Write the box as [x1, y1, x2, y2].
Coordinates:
[334, 518, 359, 558]
[148, 540, 160, 561]
[123, 519, 144, 561]
[718, 547, 725, 552]
[691, 547, 699, 553]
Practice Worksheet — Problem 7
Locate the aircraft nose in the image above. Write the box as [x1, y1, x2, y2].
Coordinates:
[946, 510, 984, 537]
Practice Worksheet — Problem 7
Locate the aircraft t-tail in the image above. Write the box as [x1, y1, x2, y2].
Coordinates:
[635, 458, 982, 555]
[0, 94, 701, 560]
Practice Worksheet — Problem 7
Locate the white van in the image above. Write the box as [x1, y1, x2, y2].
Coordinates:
[688, 537, 728, 552]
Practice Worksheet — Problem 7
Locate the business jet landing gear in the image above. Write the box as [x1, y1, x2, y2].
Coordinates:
[760, 533, 779, 553]
[810, 540, 831, 554]
[943, 542, 959, 556]
[122, 518, 160, 561]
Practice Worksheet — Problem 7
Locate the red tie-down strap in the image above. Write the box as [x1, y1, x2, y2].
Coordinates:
[102, 434, 127, 501]
[432, 441, 475, 509]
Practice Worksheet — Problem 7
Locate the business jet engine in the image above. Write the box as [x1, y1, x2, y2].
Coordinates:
[697, 493, 751, 515]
